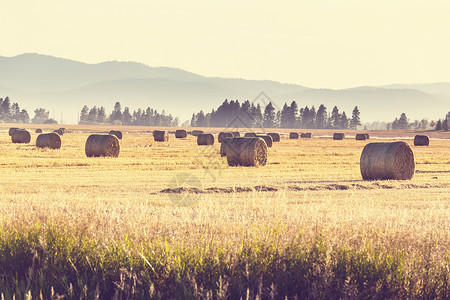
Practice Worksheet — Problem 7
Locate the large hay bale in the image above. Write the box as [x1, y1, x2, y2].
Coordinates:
[53, 129, 64, 136]
[232, 131, 240, 137]
[197, 133, 214, 145]
[226, 137, 268, 167]
[153, 130, 169, 142]
[175, 129, 187, 138]
[333, 133, 345, 140]
[301, 133, 313, 138]
[220, 137, 233, 157]
[59, 128, 66, 133]
[365, 133, 370, 140]
[414, 135, 429, 146]
[244, 132, 257, 137]
[218, 132, 233, 143]
[356, 133, 367, 140]
[267, 133, 280, 142]
[85, 134, 120, 157]
[9, 127, 19, 136]
[289, 132, 299, 139]
[36, 132, 61, 149]
[11, 129, 31, 143]
[109, 130, 123, 139]
[191, 130, 204, 136]
[256, 135, 273, 147]
[360, 141, 415, 180]
[35, 129, 42, 133]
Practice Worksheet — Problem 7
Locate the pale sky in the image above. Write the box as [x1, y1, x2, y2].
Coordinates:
[2, 0, 450, 89]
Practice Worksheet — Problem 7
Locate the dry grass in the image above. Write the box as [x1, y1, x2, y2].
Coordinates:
[0, 124, 449, 297]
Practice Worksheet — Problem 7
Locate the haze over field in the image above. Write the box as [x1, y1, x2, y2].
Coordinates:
[1, 1, 450, 124]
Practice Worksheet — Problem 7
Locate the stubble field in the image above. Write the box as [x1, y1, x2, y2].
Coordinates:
[0, 124, 449, 299]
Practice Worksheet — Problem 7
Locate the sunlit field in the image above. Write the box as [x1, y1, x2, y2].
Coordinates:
[0, 124, 449, 299]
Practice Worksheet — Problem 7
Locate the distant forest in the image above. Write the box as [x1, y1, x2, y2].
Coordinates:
[190, 100, 362, 129]
[0, 96, 57, 124]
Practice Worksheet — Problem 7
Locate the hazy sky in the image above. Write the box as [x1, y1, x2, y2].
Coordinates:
[2, 0, 450, 89]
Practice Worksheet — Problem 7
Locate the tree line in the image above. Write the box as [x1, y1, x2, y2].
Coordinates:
[190, 99, 362, 129]
[79, 102, 179, 127]
[386, 112, 449, 131]
[0, 96, 57, 124]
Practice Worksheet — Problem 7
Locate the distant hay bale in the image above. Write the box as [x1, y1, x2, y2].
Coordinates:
[365, 133, 370, 140]
[35, 129, 42, 133]
[59, 128, 66, 134]
[9, 127, 19, 136]
[153, 130, 169, 142]
[11, 129, 31, 143]
[36, 132, 61, 149]
[109, 130, 123, 139]
[218, 132, 233, 143]
[289, 132, 299, 139]
[256, 135, 273, 147]
[175, 129, 187, 138]
[85, 134, 120, 157]
[414, 135, 429, 146]
[301, 133, 313, 138]
[244, 132, 257, 137]
[191, 130, 204, 136]
[360, 141, 415, 180]
[333, 133, 345, 140]
[226, 137, 268, 167]
[232, 131, 240, 137]
[220, 137, 233, 157]
[267, 133, 280, 142]
[356, 133, 367, 140]
[53, 129, 64, 136]
[197, 133, 214, 145]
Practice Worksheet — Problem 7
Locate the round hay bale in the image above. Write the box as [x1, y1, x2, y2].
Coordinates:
[301, 133, 313, 138]
[175, 129, 187, 138]
[360, 141, 415, 180]
[333, 133, 345, 140]
[220, 137, 233, 157]
[35, 129, 42, 133]
[109, 130, 123, 139]
[256, 135, 273, 147]
[232, 131, 240, 137]
[226, 137, 268, 167]
[9, 127, 19, 136]
[267, 133, 280, 142]
[36, 132, 61, 149]
[356, 133, 367, 140]
[365, 133, 370, 140]
[59, 128, 66, 134]
[153, 130, 169, 142]
[11, 129, 31, 143]
[244, 132, 257, 137]
[53, 129, 64, 136]
[414, 135, 429, 146]
[85, 134, 120, 157]
[191, 130, 204, 136]
[218, 132, 233, 143]
[197, 133, 214, 145]
[289, 132, 299, 139]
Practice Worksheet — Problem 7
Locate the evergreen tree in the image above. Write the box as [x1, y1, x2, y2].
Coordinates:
[196, 110, 206, 127]
[97, 107, 106, 124]
[190, 114, 196, 127]
[109, 102, 122, 124]
[280, 103, 289, 128]
[289, 101, 298, 128]
[19, 109, 30, 123]
[316, 104, 327, 129]
[398, 113, 409, 129]
[123, 107, 132, 125]
[350, 106, 361, 129]
[32, 108, 50, 124]
[263, 102, 276, 128]
[331, 106, 340, 128]
[340, 111, 349, 129]
[87, 106, 98, 124]
[79, 105, 89, 125]
[435, 119, 442, 130]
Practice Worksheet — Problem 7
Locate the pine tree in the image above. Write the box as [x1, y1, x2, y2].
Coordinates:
[263, 102, 276, 128]
[80, 105, 89, 124]
[97, 107, 106, 124]
[435, 120, 442, 130]
[340, 112, 349, 129]
[398, 113, 409, 129]
[109, 102, 122, 124]
[350, 106, 361, 130]
[331, 106, 340, 129]
[123, 107, 132, 125]
[190, 114, 196, 127]
[87, 106, 98, 124]
[316, 104, 327, 129]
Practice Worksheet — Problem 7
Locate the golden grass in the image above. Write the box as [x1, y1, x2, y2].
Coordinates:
[0, 125, 448, 258]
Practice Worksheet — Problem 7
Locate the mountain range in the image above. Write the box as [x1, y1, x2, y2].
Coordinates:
[0, 53, 449, 124]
